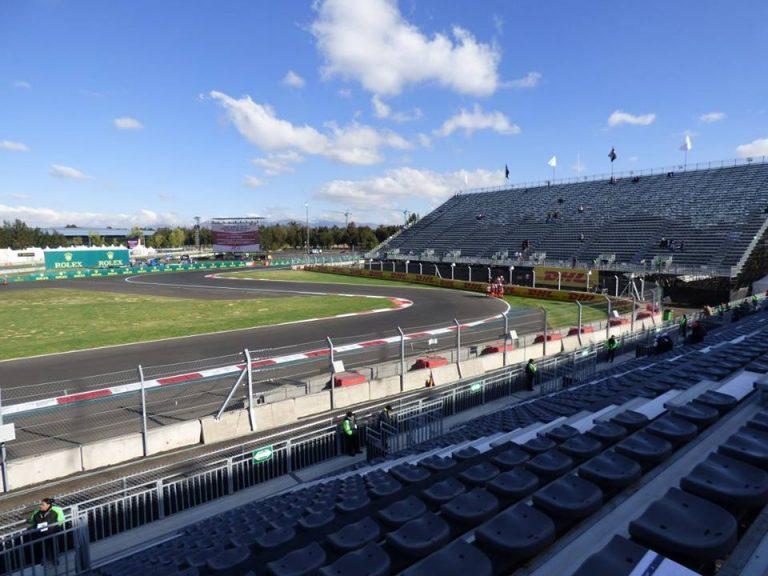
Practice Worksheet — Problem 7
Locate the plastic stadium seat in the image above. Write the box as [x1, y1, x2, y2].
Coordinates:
[525, 449, 574, 482]
[578, 450, 642, 490]
[572, 535, 651, 576]
[487, 468, 540, 502]
[610, 410, 649, 432]
[558, 434, 603, 461]
[474, 503, 555, 561]
[257, 527, 296, 550]
[368, 478, 402, 498]
[389, 463, 431, 484]
[267, 542, 327, 576]
[586, 421, 628, 444]
[319, 543, 391, 576]
[441, 488, 500, 527]
[458, 462, 501, 486]
[669, 402, 720, 427]
[419, 455, 456, 472]
[298, 509, 335, 530]
[545, 424, 579, 442]
[681, 452, 768, 510]
[377, 495, 427, 527]
[615, 431, 673, 469]
[452, 446, 481, 461]
[491, 445, 530, 469]
[206, 545, 251, 573]
[532, 475, 603, 521]
[645, 415, 698, 447]
[719, 427, 768, 470]
[327, 516, 382, 552]
[748, 410, 768, 432]
[521, 436, 557, 455]
[694, 390, 737, 413]
[629, 488, 737, 562]
[336, 494, 371, 514]
[401, 540, 493, 576]
[422, 477, 466, 506]
[386, 512, 451, 558]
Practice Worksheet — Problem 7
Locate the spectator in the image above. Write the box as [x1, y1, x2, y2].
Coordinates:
[341, 411, 359, 456]
[28, 499, 64, 532]
[679, 314, 688, 339]
[525, 359, 538, 391]
[606, 336, 619, 363]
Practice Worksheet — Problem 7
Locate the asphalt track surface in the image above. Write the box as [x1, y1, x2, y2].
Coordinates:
[1, 270, 546, 458]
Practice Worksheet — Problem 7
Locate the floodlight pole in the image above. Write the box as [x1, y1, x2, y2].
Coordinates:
[138, 365, 149, 457]
[397, 327, 405, 392]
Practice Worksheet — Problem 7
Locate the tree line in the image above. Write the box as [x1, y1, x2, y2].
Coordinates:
[0, 219, 411, 251]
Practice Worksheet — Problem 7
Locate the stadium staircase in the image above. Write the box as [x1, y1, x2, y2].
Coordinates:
[80, 307, 768, 576]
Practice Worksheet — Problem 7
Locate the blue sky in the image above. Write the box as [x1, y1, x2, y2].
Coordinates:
[1, 0, 767, 227]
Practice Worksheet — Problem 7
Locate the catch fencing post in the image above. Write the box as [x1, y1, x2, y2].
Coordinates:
[419, 263, 423, 275]
[454, 319, 461, 366]
[532, 270, 536, 287]
[576, 302, 583, 346]
[604, 295, 612, 340]
[468, 266, 472, 282]
[487, 267, 492, 282]
[397, 327, 405, 392]
[631, 296, 637, 332]
[557, 271, 562, 290]
[614, 275, 620, 297]
[0, 389, 7, 492]
[541, 308, 548, 355]
[244, 348, 255, 431]
[503, 312, 509, 366]
[138, 365, 149, 457]
[380, 261, 383, 272]
[327, 337, 335, 410]
[640, 278, 645, 300]
[392, 261, 395, 272]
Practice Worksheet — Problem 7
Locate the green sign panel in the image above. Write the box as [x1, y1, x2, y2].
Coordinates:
[252, 446, 274, 463]
[470, 383, 482, 393]
[44, 248, 130, 270]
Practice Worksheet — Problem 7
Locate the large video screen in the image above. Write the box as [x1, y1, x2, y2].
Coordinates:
[211, 219, 262, 253]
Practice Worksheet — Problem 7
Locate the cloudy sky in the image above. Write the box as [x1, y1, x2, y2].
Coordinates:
[1, 0, 766, 228]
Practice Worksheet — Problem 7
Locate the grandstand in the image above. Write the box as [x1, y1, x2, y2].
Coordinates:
[371, 161, 768, 296]
[64, 305, 768, 576]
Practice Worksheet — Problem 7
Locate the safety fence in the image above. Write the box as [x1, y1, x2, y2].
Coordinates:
[0, 314, 688, 574]
[0, 516, 91, 575]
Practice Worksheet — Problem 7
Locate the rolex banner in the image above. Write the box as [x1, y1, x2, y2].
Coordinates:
[211, 219, 262, 253]
[44, 248, 130, 270]
[534, 266, 598, 289]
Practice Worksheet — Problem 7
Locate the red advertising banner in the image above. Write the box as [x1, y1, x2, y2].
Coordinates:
[211, 219, 262, 253]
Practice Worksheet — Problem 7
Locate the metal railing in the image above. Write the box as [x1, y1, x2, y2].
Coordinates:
[0, 517, 91, 575]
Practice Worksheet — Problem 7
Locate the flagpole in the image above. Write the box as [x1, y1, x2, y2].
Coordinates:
[684, 149, 688, 170]
[577, 153, 581, 177]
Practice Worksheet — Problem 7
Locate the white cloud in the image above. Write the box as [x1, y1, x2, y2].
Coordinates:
[210, 90, 411, 165]
[282, 70, 306, 89]
[12, 80, 31, 90]
[434, 104, 520, 137]
[503, 71, 542, 89]
[699, 111, 725, 123]
[607, 110, 656, 127]
[338, 88, 352, 98]
[314, 166, 504, 222]
[736, 138, 768, 158]
[417, 133, 432, 148]
[244, 175, 266, 188]
[311, 0, 500, 96]
[49, 164, 92, 180]
[0, 204, 183, 228]
[371, 95, 422, 123]
[0, 140, 30, 152]
[114, 117, 143, 130]
[1, 193, 29, 200]
[493, 15, 504, 35]
[252, 151, 305, 175]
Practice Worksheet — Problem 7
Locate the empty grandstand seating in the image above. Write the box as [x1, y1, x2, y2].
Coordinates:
[377, 163, 768, 274]
[83, 309, 768, 576]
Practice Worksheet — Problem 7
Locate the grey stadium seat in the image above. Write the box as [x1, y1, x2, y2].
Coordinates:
[525, 449, 574, 482]
[719, 426, 768, 470]
[532, 474, 603, 521]
[615, 431, 673, 469]
[578, 450, 642, 490]
[441, 488, 500, 527]
[486, 468, 540, 502]
[319, 543, 391, 576]
[681, 452, 768, 510]
[645, 415, 698, 447]
[401, 540, 493, 576]
[572, 535, 652, 576]
[386, 512, 451, 558]
[327, 516, 381, 552]
[377, 495, 427, 527]
[267, 542, 326, 576]
[474, 503, 555, 561]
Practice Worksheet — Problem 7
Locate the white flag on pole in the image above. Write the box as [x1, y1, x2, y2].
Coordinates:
[679, 135, 692, 151]
[547, 156, 557, 168]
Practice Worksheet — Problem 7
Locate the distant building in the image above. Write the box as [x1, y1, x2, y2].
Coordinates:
[45, 227, 155, 246]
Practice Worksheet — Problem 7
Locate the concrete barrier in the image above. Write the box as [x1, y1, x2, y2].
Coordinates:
[481, 353, 504, 372]
[82, 433, 144, 470]
[460, 358, 485, 380]
[147, 420, 202, 456]
[609, 324, 630, 337]
[562, 335, 581, 352]
[270, 399, 297, 427]
[294, 392, 331, 419]
[201, 409, 253, 444]
[588, 331, 607, 344]
[334, 382, 371, 409]
[523, 343, 545, 360]
[404, 369, 430, 391]
[8, 447, 83, 490]
[542, 340, 563, 357]
[369, 376, 402, 400]
[431, 364, 461, 386]
[506, 348, 525, 366]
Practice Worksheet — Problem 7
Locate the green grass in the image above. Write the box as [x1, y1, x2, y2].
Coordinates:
[220, 268, 434, 288]
[504, 296, 606, 328]
[0, 288, 393, 360]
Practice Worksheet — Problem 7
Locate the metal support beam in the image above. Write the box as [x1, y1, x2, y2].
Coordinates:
[327, 336, 335, 409]
[576, 302, 584, 346]
[419, 262, 423, 275]
[614, 275, 620, 297]
[557, 271, 562, 291]
[468, 266, 472, 282]
[604, 295, 612, 339]
[541, 308, 548, 355]
[532, 269, 536, 287]
[216, 366, 247, 420]
[138, 365, 149, 456]
[488, 267, 492, 282]
[640, 278, 645, 300]
[631, 296, 636, 333]
[244, 348, 255, 431]
[397, 327, 405, 392]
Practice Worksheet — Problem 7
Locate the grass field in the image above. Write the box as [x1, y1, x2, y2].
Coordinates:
[504, 295, 607, 328]
[0, 288, 394, 360]
[220, 268, 434, 288]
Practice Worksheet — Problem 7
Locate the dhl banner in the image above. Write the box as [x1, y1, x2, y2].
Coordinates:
[534, 266, 599, 289]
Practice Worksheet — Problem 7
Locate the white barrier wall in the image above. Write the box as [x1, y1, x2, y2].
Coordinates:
[82, 433, 144, 470]
[480, 352, 504, 372]
[201, 409, 253, 444]
[459, 358, 485, 379]
[369, 376, 401, 400]
[294, 392, 332, 419]
[147, 421, 202, 455]
[8, 447, 82, 490]
[334, 382, 371, 409]
[431, 364, 461, 386]
[403, 369, 430, 391]
[270, 399, 297, 427]
[562, 335, 581, 352]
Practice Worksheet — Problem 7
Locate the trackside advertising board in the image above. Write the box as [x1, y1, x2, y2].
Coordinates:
[534, 266, 599, 289]
[44, 248, 130, 270]
[212, 219, 261, 253]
